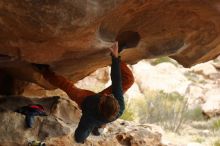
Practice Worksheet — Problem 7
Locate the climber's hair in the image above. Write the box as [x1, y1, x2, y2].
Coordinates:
[98, 94, 120, 121]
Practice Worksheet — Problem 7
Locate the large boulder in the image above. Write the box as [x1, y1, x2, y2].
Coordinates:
[132, 60, 190, 95]
[201, 88, 220, 118]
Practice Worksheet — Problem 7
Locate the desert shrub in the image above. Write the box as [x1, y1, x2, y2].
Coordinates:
[185, 106, 205, 121]
[191, 118, 220, 134]
[120, 98, 135, 121]
[121, 89, 206, 133]
[136, 90, 188, 133]
[193, 136, 205, 143]
[213, 139, 220, 146]
[120, 106, 135, 121]
[150, 56, 178, 66]
[191, 121, 210, 130]
[212, 118, 220, 131]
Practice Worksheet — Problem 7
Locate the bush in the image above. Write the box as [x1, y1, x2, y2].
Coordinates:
[120, 106, 135, 121]
[213, 139, 220, 146]
[191, 121, 210, 130]
[120, 98, 135, 121]
[193, 136, 205, 143]
[185, 106, 205, 121]
[136, 90, 188, 133]
[150, 56, 178, 66]
[191, 118, 220, 133]
[121, 89, 206, 133]
[212, 119, 220, 131]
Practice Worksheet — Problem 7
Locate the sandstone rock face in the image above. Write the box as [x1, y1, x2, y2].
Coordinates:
[134, 59, 220, 118]
[0, 0, 220, 89]
[201, 89, 220, 117]
[131, 60, 190, 95]
[0, 96, 164, 146]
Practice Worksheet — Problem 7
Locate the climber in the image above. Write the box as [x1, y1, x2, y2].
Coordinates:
[36, 42, 135, 143]
[36, 44, 132, 143]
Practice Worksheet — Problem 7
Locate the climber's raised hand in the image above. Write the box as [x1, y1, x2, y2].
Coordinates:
[109, 42, 119, 58]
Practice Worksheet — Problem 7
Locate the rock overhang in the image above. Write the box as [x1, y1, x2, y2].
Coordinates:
[0, 0, 220, 87]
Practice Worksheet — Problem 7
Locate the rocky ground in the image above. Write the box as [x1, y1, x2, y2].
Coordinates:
[0, 96, 164, 146]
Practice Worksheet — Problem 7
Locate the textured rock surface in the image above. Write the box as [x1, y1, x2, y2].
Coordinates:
[0, 0, 220, 89]
[131, 60, 190, 95]
[0, 96, 164, 146]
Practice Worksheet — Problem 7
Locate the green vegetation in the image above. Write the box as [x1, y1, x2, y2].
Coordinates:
[121, 89, 207, 133]
[193, 136, 205, 143]
[150, 56, 179, 66]
[186, 106, 205, 121]
[120, 98, 136, 121]
[120, 106, 135, 121]
[191, 118, 220, 135]
[191, 121, 210, 130]
[213, 139, 220, 146]
[212, 118, 220, 131]
[130, 90, 188, 132]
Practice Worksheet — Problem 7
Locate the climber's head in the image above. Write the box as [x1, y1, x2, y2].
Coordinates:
[98, 94, 120, 121]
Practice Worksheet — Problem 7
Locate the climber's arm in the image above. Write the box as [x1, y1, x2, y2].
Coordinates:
[74, 114, 95, 143]
[100, 61, 134, 95]
[110, 55, 125, 116]
[42, 70, 95, 107]
[100, 42, 134, 117]
[101, 41, 134, 95]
